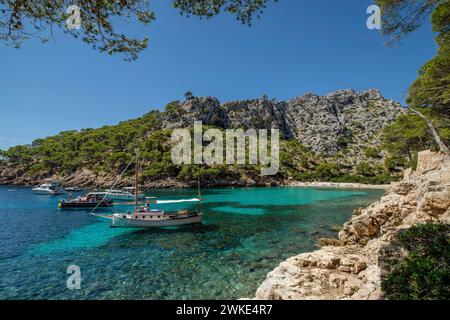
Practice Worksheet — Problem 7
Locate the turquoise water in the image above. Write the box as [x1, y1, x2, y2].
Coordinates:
[0, 186, 383, 299]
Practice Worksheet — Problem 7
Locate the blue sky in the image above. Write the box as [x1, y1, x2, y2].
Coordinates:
[0, 1, 436, 150]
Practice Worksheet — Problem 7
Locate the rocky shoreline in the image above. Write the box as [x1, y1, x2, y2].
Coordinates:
[0, 164, 391, 190]
[0, 168, 285, 189]
[0, 172, 390, 190]
[255, 150, 450, 300]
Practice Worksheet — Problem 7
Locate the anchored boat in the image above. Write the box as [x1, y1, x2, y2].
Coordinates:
[59, 192, 113, 209]
[64, 187, 83, 192]
[110, 198, 202, 228]
[93, 153, 203, 228]
[105, 187, 145, 202]
[32, 179, 65, 195]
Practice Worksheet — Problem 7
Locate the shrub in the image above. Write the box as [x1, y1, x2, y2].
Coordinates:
[337, 136, 350, 149]
[314, 162, 341, 180]
[385, 155, 406, 172]
[381, 223, 450, 300]
[353, 121, 365, 130]
[365, 147, 380, 158]
[356, 161, 374, 177]
[164, 100, 183, 114]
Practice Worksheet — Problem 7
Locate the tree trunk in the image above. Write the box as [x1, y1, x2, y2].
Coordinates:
[409, 107, 450, 159]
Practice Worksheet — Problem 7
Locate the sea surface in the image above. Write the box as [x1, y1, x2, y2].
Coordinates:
[0, 186, 383, 299]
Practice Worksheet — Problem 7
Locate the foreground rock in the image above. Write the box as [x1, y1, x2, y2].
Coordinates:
[255, 150, 450, 300]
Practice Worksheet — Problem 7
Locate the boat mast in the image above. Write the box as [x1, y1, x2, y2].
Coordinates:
[135, 153, 139, 211]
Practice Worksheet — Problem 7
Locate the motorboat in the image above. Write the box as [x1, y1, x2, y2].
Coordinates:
[32, 180, 65, 195]
[58, 192, 113, 209]
[105, 187, 145, 201]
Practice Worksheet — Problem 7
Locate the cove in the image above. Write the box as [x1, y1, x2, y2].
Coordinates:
[0, 186, 383, 299]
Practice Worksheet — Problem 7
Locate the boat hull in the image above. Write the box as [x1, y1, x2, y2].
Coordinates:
[58, 202, 112, 209]
[110, 214, 202, 228]
[32, 190, 52, 195]
[32, 189, 65, 195]
[65, 188, 83, 192]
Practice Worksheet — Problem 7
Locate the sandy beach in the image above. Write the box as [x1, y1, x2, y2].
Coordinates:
[287, 181, 390, 190]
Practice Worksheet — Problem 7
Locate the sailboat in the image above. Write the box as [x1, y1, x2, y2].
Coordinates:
[94, 154, 203, 228]
[110, 197, 202, 228]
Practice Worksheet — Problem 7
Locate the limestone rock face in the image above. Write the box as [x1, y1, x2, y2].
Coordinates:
[162, 97, 226, 129]
[255, 150, 450, 300]
[287, 89, 403, 155]
[162, 89, 403, 156]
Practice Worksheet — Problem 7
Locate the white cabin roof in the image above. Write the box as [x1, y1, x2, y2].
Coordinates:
[156, 198, 200, 204]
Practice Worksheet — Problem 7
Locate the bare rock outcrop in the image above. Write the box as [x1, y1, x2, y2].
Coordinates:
[287, 89, 403, 156]
[255, 150, 450, 300]
[162, 89, 403, 156]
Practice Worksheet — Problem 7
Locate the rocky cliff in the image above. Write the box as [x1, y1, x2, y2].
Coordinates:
[163, 89, 403, 156]
[255, 150, 450, 300]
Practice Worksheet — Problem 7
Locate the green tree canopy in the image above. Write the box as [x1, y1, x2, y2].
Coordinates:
[407, 2, 450, 117]
[376, 0, 443, 43]
[0, 0, 276, 60]
[376, 0, 449, 118]
[381, 108, 450, 167]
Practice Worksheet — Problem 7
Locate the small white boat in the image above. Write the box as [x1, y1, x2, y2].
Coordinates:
[105, 187, 145, 201]
[32, 180, 65, 195]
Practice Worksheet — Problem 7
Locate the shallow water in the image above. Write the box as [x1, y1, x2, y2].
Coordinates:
[0, 186, 383, 299]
